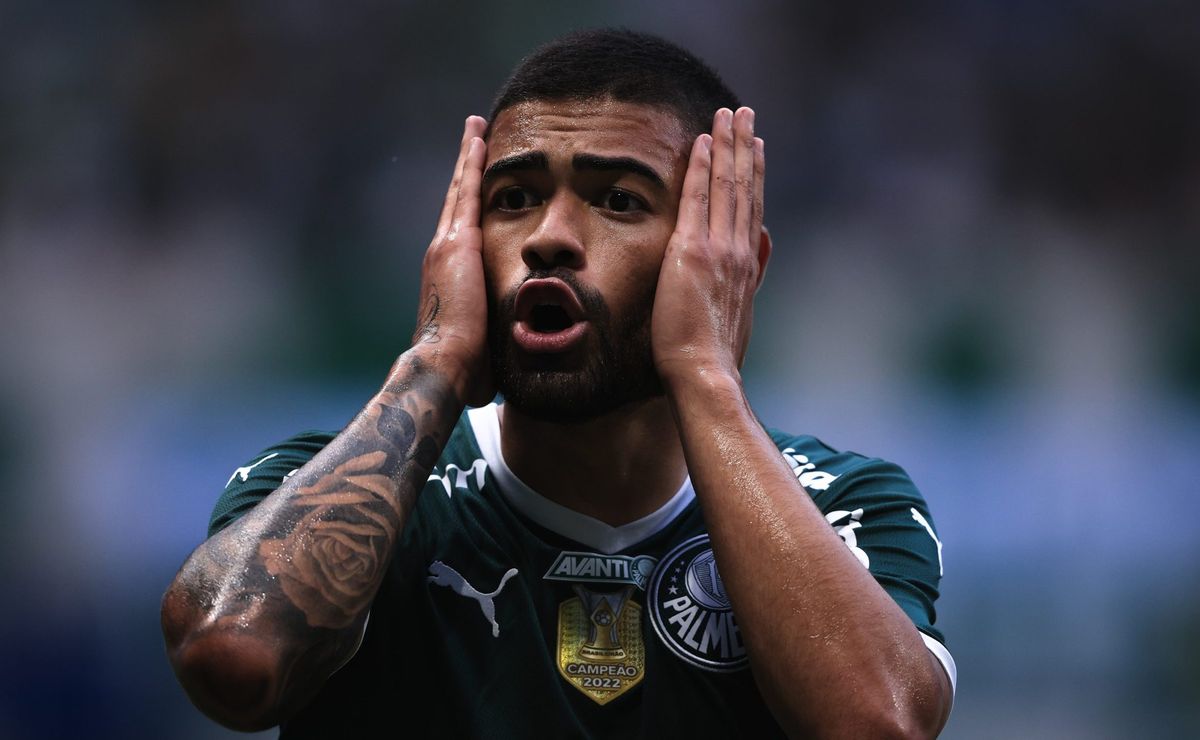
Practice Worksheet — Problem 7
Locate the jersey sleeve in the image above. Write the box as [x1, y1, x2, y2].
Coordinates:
[823, 457, 957, 694]
[821, 459, 944, 639]
[208, 431, 336, 536]
[770, 432, 949, 645]
[770, 431, 955, 692]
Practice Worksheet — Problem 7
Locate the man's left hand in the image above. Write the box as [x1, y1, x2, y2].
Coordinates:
[651, 107, 769, 389]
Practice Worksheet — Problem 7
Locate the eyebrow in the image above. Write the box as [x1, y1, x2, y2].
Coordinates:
[571, 154, 666, 190]
[482, 151, 549, 185]
[481, 151, 666, 191]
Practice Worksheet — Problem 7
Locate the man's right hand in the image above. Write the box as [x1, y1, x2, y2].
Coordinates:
[162, 117, 495, 732]
[410, 116, 492, 407]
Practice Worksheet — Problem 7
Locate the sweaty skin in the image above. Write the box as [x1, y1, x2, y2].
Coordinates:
[162, 104, 951, 737]
[161, 117, 490, 731]
[481, 99, 693, 525]
[651, 108, 952, 738]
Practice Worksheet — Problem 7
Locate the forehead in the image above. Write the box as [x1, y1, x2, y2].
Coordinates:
[486, 99, 692, 182]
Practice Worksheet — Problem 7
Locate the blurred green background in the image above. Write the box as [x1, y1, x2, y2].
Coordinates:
[1, 1, 1198, 738]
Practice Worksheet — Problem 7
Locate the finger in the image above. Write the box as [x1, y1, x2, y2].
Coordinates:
[751, 136, 765, 248]
[675, 133, 713, 241]
[437, 116, 488, 238]
[707, 108, 736, 241]
[448, 136, 486, 242]
[732, 107, 756, 246]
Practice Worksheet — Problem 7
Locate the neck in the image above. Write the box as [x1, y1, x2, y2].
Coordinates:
[498, 397, 687, 527]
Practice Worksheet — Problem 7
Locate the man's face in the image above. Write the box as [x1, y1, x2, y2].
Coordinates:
[481, 98, 692, 421]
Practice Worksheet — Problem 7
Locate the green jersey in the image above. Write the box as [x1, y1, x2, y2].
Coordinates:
[211, 403, 954, 738]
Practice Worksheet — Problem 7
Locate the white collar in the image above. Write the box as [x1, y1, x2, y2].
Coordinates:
[467, 403, 695, 555]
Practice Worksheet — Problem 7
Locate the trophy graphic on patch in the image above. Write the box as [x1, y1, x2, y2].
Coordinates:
[574, 585, 633, 661]
[552, 553, 648, 704]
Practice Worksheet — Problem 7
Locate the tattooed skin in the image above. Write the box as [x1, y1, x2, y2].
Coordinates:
[259, 457, 396, 628]
[255, 387, 441, 628]
[413, 284, 441, 344]
[162, 354, 460, 724]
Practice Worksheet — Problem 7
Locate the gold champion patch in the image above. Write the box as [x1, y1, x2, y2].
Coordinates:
[557, 585, 645, 704]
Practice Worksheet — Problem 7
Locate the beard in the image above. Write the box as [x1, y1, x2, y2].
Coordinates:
[488, 269, 663, 423]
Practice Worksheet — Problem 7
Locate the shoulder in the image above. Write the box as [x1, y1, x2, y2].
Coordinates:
[210, 412, 481, 536]
[766, 427, 949, 645]
[764, 428, 924, 511]
[209, 430, 338, 535]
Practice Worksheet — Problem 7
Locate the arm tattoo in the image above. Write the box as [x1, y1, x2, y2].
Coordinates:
[257, 386, 438, 629]
[171, 355, 459, 698]
[413, 285, 441, 344]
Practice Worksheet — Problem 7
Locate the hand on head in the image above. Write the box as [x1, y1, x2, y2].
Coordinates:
[412, 116, 494, 407]
[651, 106, 770, 388]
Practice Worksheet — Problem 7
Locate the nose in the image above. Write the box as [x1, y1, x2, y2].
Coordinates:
[521, 194, 585, 271]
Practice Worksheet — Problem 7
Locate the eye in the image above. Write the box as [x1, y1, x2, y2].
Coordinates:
[597, 189, 646, 214]
[493, 186, 542, 211]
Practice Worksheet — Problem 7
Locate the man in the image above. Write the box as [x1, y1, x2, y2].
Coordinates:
[162, 29, 955, 738]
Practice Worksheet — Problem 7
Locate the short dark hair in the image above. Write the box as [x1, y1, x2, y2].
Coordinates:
[489, 28, 740, 138]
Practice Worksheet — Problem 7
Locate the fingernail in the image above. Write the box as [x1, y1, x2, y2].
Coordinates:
[701, 134, 713, 152]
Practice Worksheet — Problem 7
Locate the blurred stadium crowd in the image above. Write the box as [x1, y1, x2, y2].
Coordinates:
[0, 1, 1197, 737]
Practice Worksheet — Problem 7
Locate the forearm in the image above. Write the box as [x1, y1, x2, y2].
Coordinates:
[161, 348, 463, 730]
[666, 370, 949, 739]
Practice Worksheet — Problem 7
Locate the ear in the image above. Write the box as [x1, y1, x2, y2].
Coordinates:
[754, 225, 773, 290]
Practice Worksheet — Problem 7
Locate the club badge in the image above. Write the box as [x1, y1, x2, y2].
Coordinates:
[557, 585, 645, 704]
[648, 534, 748, 672]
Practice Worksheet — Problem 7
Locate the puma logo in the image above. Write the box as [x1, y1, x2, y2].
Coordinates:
[226, 452, 280, 487]
[427, 561, 519, 638]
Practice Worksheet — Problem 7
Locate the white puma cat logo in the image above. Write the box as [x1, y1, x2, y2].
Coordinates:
[427, 561, 519, 638]
[226, 452, 280, 487]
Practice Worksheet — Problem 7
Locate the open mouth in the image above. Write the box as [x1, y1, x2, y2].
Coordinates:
[515, 279, 585, 328]
[512, 278, 589, 353]
[530, 304, 574, 333]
